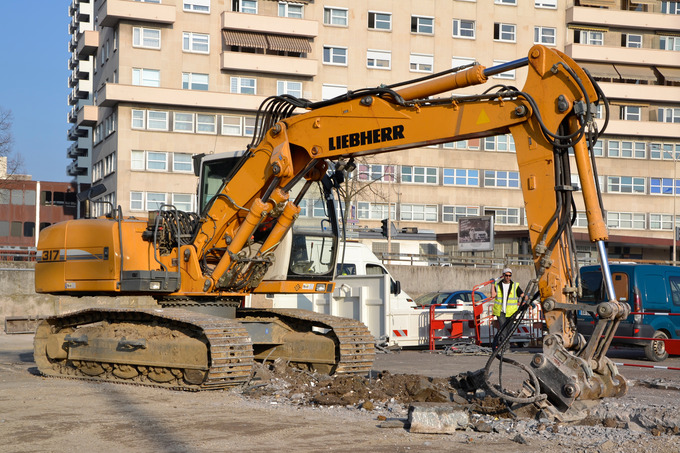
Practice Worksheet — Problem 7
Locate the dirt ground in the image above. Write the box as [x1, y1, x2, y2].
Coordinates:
[2, 333, 680, 453]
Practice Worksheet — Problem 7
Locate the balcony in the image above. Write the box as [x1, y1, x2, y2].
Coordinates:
[69, 18, 78, 35]
[220, 52, 317, 77]
[98, 0, 175, 28]
[597, 81, 680, 104]
[68, 72, 78, 88]
[77, 30, 99, 59]
[77, 105, 98, 127]
[67, 160, 88, 177]
[603, 120, 680, 140]
[67, 107, 77, 124]
[566, 44, 678, 67]
[68, 52, 78, 70]
[67, 125, 89, 141]
[67, 142, 89, 159]
[221, 11, 318, 38]
[567, 6, 679, 32]
[97, 83, 267, 111]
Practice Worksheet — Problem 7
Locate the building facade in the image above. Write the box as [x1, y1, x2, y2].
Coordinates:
[66, 0, 680, 262]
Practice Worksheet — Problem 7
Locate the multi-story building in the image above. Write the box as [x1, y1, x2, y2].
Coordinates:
[66, 0, 680, 263]
[67, 0, 96, 185]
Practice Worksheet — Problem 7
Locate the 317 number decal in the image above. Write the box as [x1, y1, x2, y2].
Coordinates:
[41, 250, 60, 261]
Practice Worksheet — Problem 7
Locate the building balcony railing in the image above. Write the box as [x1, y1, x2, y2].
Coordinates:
[601, 119, 680, 141]
[566, 44, 679, 68]
[567, 5, 679, 32]
[67, 108, 77, 124]
[67, 160, 88, 177]
[68, 52, 78, 70]
[67, 142, 89, 159]
[97, 83, 267, 111]
[221, 11, 318, 37]
[76, 105, 98, 127]
[220, 52, 317, 77]
[67, 125, 89, 142]
[98, 0, 176, 28]
[77, 30, 99, 60]
[597, 81, 680, 104]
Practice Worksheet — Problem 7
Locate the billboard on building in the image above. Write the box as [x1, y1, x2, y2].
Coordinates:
[458, 216, 494, 252]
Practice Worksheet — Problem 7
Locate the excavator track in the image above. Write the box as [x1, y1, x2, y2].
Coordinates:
[237, 308, 375, 375]
[33, 308, 254, 390]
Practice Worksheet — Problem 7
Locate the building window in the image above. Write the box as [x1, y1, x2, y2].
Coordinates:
[534, 26, 556, 46]
[130, 192, 144, 211]
[244, 117, 256, 136]
[323, 7, 348, 26]
[230, 76, 256, 94]
[495, 0, 516, 4]
[367, 50, 391, 70]
[196, 114, 216, 134]
[147, 111, 169, 131]
[650, 178, 680, 195]
[442, 206, 480, 223]
[494, 23, 516, 42]
[592, 140, 604, 157]
[174, 113, 195, 133]
[491, 60, 515, 79]
[172, 193, 194, 211]
[484, 134, 515, 152]
[650, 214, 680, 230]
[182, 32, 209, 53]
[368, 11, 391, 31]
[658, 108, 680, 123]
[104, 152, 116, 176]
[184, 0, 210, 13]
[485, 207, 520, 225]
[322, 84, 347, 100]
[410, 54, 433, 73]
[411, 16, 434, 34]
[452, 19, 475, 39]
[577, 30, 604, 46]
[484, 170, 519, 188]
[356, 164, 395, 182]
[233, 0, 256, 13]
[323, 46, 347, 65]
[607, 212, 645, 229]
[607, 176, 645, 194]
[535, 0, 557, 8]
[182, 72, 209, 91]
[147, 192, 167, 210]
[221, 115, 243, 135]
[277, 80, 303, 97]
[443, 168, 479, 186]
[132, 68, 160, 87]
[133, 27, 161, 49]
[623, 34, 642, 48]
[147, 152, 168, 171]
[621, 105, 641, 121]
[173, 153, 193, 173]
[356, 202, 396, 220]
[131, 109, 145, 129]
[279, 2, 303, 18]
[661, 1, 680, 14]
[401, 166, 438, 184]
[401, 204, 438, 222]
[660, 36, 680, 51]
[131, 151, 145, 171]
[650, 143, 680, 160]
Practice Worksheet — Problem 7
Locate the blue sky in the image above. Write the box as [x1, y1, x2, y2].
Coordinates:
[0, 2, 71, 182]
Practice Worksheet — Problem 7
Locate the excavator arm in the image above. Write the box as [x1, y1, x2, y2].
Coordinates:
[197, 45, 628, 410]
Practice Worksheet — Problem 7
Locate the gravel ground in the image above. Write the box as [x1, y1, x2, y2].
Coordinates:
[2, 333, 679, 452]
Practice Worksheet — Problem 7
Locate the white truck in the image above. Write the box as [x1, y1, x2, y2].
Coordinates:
[251, 241, 530, 348]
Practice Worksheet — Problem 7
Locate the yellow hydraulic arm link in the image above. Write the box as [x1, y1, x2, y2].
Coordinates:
[192, 45, 627, 409]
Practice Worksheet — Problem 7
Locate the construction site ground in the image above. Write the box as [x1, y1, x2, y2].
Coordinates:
[2, 333, 680, 453]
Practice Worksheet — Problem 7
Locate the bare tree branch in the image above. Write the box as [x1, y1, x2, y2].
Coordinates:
[0, 106, 25, 184]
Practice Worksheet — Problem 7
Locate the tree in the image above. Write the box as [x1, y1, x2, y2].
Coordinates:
[0, 106, 24, 181]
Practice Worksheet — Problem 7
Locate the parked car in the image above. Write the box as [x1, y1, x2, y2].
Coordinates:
[576, 264, 680, 362]
[413, 290, 488, 309]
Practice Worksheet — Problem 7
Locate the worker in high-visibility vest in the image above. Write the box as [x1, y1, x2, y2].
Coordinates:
[490, 268, 526, 350]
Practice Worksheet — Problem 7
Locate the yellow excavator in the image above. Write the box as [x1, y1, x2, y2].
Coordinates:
[34, 45, 628, 411]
